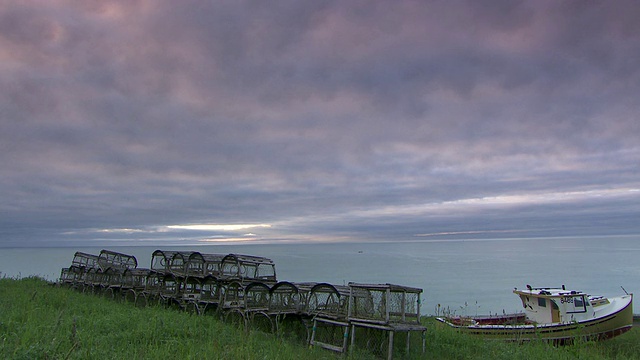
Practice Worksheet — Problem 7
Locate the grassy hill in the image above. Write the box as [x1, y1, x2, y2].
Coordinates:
[1, 277, 638, 359]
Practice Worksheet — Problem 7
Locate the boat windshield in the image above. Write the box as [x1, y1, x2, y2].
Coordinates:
[564, 295, 587, 313]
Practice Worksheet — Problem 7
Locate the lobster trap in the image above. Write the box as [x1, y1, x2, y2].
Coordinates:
[347, 283, 427, 359]
[58, 249, 430, 359]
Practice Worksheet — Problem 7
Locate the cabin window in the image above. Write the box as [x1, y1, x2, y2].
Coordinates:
[569, 296, 587, 313]
[574, 297, 583, 307]
[538, 298, 546, 307]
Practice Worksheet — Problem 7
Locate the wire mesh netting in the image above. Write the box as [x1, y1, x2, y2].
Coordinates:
[307, 283, 349, 319]
[269, 282, 301, 314]
[246, 282, 271, 310]
[349, 283, 423, 324]
[389, 291, 420, 322]
[350, 287, 385, 322]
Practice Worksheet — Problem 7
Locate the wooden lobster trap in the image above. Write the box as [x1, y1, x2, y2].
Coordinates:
[72, 252, 99, 270]
[308, 283, 351, 353]
[347, 283, 426, 360]
[219, 254, 277, 284]
[186, 252, 225, 278]
[151, 250, 192, 275]
[59, 265, 85, 288]
[121, 268, 152, 303]
[134, 269, 164, 307]
[98, 249, 137, 271]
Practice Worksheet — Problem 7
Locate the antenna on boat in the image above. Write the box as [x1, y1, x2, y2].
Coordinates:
[621, 286, 629, 295]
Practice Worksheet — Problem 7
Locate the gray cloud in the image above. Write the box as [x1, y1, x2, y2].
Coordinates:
[1, 0, 639, 247]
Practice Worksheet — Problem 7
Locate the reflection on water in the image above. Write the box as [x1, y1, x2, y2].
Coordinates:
[1, 235, 638, 315]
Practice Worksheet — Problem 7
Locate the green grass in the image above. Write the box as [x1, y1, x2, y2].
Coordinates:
[0, 277, 337, 360]
[1, 277, 638, 359]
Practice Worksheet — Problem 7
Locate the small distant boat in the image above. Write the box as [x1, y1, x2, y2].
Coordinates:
[436, 285, 633, 343]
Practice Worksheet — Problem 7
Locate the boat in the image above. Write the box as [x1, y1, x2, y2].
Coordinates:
[436, 285, 633, 343]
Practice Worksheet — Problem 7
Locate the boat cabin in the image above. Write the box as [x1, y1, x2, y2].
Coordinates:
[514, 285, 594, 324]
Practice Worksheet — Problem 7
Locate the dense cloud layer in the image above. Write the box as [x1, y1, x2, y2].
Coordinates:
[1, 0, 639, 247]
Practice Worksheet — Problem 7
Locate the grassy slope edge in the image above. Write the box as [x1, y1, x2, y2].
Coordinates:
[1, 277, 638, 359]
[0, 277, 338, 360]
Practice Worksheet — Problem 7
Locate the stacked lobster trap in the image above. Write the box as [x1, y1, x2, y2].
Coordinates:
[59, 248, 426, 359]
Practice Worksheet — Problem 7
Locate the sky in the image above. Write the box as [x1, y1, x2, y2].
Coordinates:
[1, 0, 639, 248]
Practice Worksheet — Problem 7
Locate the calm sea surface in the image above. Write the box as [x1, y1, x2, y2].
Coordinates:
[1, 235, 638, 315]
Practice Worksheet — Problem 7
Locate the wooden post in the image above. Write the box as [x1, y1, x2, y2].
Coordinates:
[347, 289, 353, 319]
[387, 330, 394, 360]
[342, 324, 349, 353]
[310, 318, 317, 345]
[401, 291, 406, 322]
[385, 287, 391, 323]
[406, 330, 411, 353]
[350, 324, 356, 354]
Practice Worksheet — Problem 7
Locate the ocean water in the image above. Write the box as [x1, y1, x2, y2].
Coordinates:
[1, 235, 638, 315]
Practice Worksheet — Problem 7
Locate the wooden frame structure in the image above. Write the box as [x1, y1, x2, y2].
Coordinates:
[197, 274, 222, 314]
[101, 267, 125, 300]
[151, 250, 179, 272]
[220, 254, 277, 283]
[169, 252, 191, 276]
[122, 268, 152, 303]
[347, 283, 427, 360]
[186, 252, 225, 278]
[98, 249, 138, 271]
[72, 252, 99, 269]
[59, 265, 85, 288]
[58, 249, 428, 359]
[135, 269, 163, 307]
[307, 283, 352, 352]
[306, 283, 350, 319]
